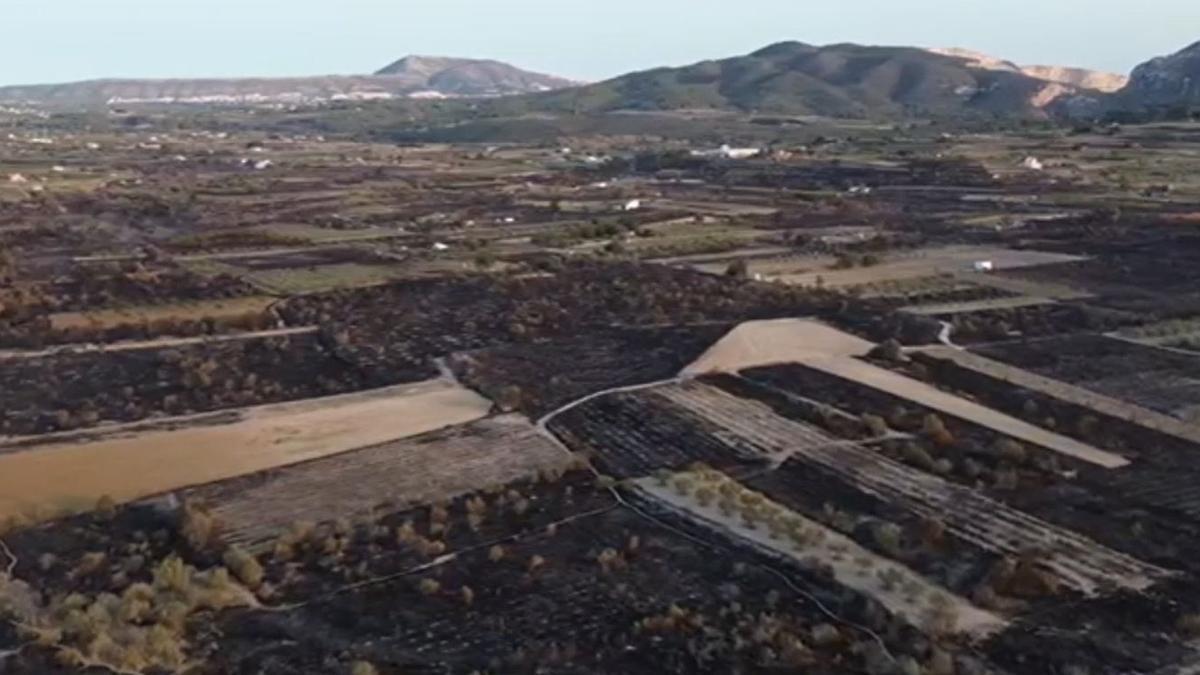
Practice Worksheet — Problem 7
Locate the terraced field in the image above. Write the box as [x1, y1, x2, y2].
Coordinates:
[185, 414, 570, 551]
[618, 380, 1170, 595]
[544, 383, 766, 478]
[977, 335, 1200, 424]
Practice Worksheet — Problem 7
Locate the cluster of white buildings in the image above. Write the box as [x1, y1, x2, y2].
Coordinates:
[691, 144, 762, 160]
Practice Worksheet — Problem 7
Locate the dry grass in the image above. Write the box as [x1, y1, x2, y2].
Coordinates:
[49, 296, 277, 331]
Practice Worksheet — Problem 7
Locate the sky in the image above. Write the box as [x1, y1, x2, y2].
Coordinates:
[1, 0, 1198, 86]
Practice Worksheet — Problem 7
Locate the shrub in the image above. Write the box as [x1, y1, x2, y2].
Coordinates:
[861, 414, 889, 437]
[1177, 613, 1200, 637]
[179, 501, 220, 551]
[222, 546, 264, 589]
[94, 495, 118, 521]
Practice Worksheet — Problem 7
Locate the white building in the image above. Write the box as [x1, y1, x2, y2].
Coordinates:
[623, 199, 642, 211]
[691, 144, 762, 160]
[1022, 156, 1044, 171]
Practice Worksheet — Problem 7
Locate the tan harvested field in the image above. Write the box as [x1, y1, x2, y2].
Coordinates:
[900, 295, 1056, 315]
[803, 356, 1129, 468]
[650, 382, 1165, 594]
[952, 271, 1094, 300]
[0, 378, 492, 522]
[185, 414, 571, 551]
[766, 246, 1086, 288]
[682, 318, 874, 375]
[650, 245, 793, 266]
[918, 346, 1200, 447]
[243, 262, 406, 294]
[248, 222, 401, 243]
[639, 472, 1008, 636]
[48, 296, 277, 331]
[648, 198, 780, 216]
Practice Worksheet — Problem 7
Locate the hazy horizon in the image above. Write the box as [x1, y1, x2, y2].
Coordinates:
[2, 0, 1197, 87]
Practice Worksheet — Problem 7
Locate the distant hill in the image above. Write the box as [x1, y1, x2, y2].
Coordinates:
[0, 56, 575, 106]
[1116, 40, 1200, 112]
[374, 55, 574, 96]
[503, 42, 1078, 119]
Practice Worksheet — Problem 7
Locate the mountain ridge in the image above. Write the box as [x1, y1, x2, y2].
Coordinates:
[0, 55, 575, 105]
[488, 41, 1067, 120]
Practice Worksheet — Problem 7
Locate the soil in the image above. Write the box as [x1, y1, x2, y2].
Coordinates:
[0, 378, 491, 521]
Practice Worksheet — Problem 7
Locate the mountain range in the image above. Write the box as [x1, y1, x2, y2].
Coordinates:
[0, 56, 574, 106]
[1, 40, 1197, 120]
[491, 41, 1095, 120]
[505, 40, 1199, 121]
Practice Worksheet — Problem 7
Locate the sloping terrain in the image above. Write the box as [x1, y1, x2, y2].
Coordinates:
[507, 41, 1057, 119]
[374, 55, 575, 95]
[0, 55, 574, 105]
[1118, 40, 1200, 111]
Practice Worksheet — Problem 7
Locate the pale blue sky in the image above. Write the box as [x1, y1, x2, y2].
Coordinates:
[2, 0, 1197, 86]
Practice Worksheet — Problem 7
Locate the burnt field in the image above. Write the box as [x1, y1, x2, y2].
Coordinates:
[975, 334, 1200, 421]
[540, 373, 1200, 675]
[0, 262, 849, 436]
[5, 118, 1200, 675]
[0, 263, 264, 348]
[0, 331, 393, 437]
[450, 323, 733, 418]
[937, 302, 1138, 345]
[215, 246, 391, 271]
[0, 470, 944, 675]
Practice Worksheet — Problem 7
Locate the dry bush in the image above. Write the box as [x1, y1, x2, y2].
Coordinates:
[861, 414, 890, 437]
[995, 439, 1027, 464]
[900, 442, 938, 472]
[809, 623, 841, 646]
[919, 516, 947, 547]
[94, 495, 118, 521]
[15, 554, 257, 673]
[1177, 613, 1200, 637]
[488, 545, 506, 562]
[872, 522, 903, 556]
[179, 501, 221, 551]
[350, 660, 380, 675]
[222, 546, 264, 589]
[418, 578, 441, 596]
[395, 520, 418, 546]
[596, 548, 626, 574]
[69, 552, 107, 580]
